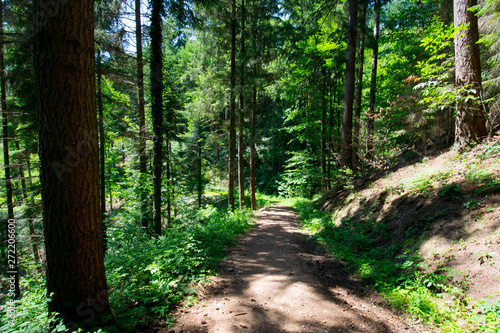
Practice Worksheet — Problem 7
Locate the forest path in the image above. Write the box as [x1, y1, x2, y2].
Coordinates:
[164, 205, 422, 333]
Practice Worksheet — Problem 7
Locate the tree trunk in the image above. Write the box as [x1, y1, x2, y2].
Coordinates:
[249, 83, 257, 211]
[228, 0, 237, 211]
[136, 0, 148, 229]
[238, 0, 246, 209]
[454, 0, 487, 147]
[34, 0, 111, 328]
[166, 129, 172, 224]
[151, 0, 164, 235]
[341, 0, 358, 171]
[97, 50, 107, 251]
[320, 67, 327, 190]
[2, 2, 19, 294]
[353, 0, 367, 171]
[197, 136, 202, 208]
[366, 0, 380, 161]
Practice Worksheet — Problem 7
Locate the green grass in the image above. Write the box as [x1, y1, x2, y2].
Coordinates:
[292, 198, 500, 332]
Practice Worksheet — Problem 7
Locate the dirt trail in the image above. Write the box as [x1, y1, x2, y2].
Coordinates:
[164, 205, 423, 333]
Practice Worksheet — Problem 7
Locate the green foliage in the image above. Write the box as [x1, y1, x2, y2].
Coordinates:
[105, 205, 252, 328]
[278, 151, 320, 198]
[440, 184, 461, 200]
[293, 198, 499, 332]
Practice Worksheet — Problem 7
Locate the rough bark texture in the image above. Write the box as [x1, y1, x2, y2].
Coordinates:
[151, 0, 163, 235]
[454, 0, 488, 147]
[341, 0, 358, 170]
[136, 0, 149, 229]
[34, 0, 111, 328]
[366, 0, 380, 161]
[136, 0, 147, 174]
[353, 0, 367, 171]
[228, 0, 237, 210]
[238, 0, 246, 209]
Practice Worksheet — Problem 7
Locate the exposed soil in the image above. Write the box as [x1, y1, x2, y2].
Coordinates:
[319, 136, 500, 313]
[163, 205, 426, 333]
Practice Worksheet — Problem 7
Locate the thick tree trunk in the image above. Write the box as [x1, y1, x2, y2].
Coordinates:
[151, 0, 164, 235]
[341, 0, 358, 171]
[249, 84, 257, 211]
[454, 0, 487, 147]
[238, 0, 246, 209]
[136, 0, 148, 229]
[34, 0, 111, 328]
[366, 0, 380, 161]
[228, 0, 237, 210]
[353, 0, 367, 171]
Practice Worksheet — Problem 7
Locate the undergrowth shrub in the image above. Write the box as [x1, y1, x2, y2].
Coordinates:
[1, 205, 252, 332]
[106, 205, 252, 329]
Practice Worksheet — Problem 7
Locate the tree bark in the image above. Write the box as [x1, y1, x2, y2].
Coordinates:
[228, 0, 237, 211]
[454, 0, 487, 147]
[341, 0, 358, 171]
[249, 83, 257, 211]
[320, 67, 327, 190]
[151, 0, 164, 235]
[34, 0, 111, 327]
[238, 0, 246, 209]
[353, 0, 367, 171]
[97, 50, 107, 251]
[136, 0, 149, 229]
[366, 0, 380, 161]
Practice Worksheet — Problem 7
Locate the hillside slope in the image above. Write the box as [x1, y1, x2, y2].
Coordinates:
[308, 136, 500, 331]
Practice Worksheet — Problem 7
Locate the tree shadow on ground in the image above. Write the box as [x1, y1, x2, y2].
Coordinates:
[166, 206, 421, 333]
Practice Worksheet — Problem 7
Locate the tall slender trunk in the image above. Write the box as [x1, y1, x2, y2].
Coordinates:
[108, 146, 113, 213]
[1, 0, 20, 299]
[320, 67, 327, 190]
[454, 0, 487, 147]
[249, 83, 257, 210]
[151, 0, 164, 234]
[238, 0, 246, 209]
[341, 0, 358, 171]
[353, 0, 367, 171]
[166, 129, 172, 225]
[34, 0, 111, 327]
[228, 0, 237, 210]
[136, 0, 148, 228]
[97, 50, 107, 251]
[197, 136, 202, 208]
[366, 0, 380, 161]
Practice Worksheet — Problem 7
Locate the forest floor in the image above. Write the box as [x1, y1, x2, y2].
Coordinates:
[162, 205, 427, 333]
